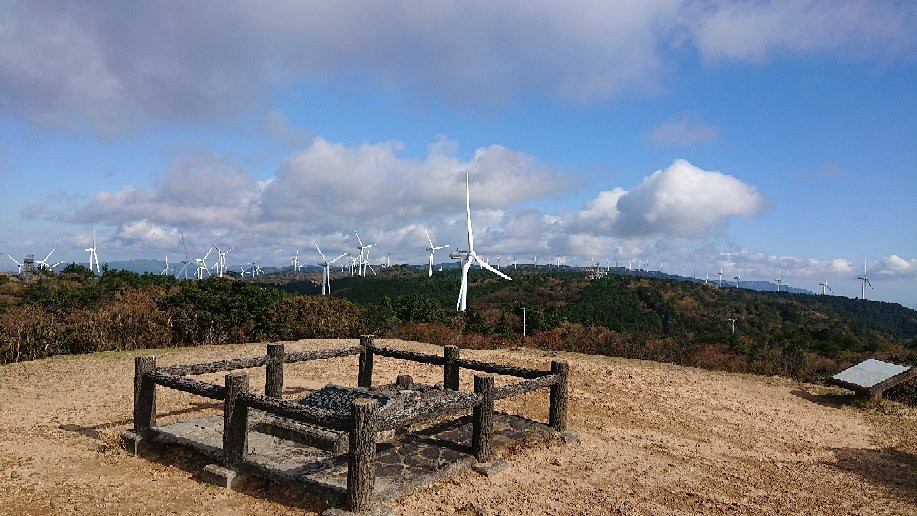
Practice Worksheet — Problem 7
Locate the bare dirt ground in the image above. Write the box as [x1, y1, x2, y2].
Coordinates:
[1, 339, 915, 515]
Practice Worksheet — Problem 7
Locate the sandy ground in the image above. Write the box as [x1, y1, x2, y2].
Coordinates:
[1, 339, 915, 515]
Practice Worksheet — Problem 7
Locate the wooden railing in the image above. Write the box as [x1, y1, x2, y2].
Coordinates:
[132, 336, 569, 512]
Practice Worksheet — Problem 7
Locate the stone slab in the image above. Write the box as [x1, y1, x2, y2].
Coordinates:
[832, 359, 911, 388]
[200, 463, 241, 489]
[146, 411, 559, 505]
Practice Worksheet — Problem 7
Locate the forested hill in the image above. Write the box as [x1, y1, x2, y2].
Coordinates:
[267, 267, 917, 344]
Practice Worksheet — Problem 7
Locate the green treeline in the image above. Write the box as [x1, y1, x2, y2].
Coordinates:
[1, 266, 915, 403]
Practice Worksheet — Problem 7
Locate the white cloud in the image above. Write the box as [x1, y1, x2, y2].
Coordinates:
[4, 1, 913, 133]
[647, 118, 719, 146]
[573, 159, 765, 238]
[688, 0, 917, 62]
[874, 254, 917, 279]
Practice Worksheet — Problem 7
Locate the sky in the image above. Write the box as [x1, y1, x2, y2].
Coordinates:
[1, 1, 916, 307]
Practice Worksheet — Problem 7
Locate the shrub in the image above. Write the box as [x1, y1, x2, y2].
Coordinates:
[264, 295, 367, 340]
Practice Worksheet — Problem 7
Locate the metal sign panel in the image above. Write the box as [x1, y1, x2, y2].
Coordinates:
[832, 359, 911, 388]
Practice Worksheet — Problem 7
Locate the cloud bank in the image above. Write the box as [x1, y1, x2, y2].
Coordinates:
[3, 1, 914, 133]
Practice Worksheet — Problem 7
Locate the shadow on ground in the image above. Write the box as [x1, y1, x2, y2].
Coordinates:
[790, 389, 858, 409]
[59, 407, 331, 513]
[828, 447, 917, 501]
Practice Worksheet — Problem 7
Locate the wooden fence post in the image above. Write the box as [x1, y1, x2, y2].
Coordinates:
[443, 345, 460, 391]
[347, 398, 379, 512]
[133, 356, 157, 431]
[472, 375, 494, 462]
[265, 343, 284, 398]
[224, 373, 249, 467]
[358, 335, 374, 388]
[549, 360, 569, 432]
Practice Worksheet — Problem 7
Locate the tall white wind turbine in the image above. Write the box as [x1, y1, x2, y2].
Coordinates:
[314, 242, 347, 295]
[449, 172, 511, 311]
[819, 278, 833, 295]
[775, 268, 783, 292]
[161, 256, 174, 276]
[176, 232, 192, 279]
[857, 258, 872, 300]
[734, 274, 741, 288]
[7, 255, 23, 274]
[424, 228, 449, 277]
[291, 249, 302, 272]
[194, 247, 213, 280]
[211, 244, 234, 278]
[354, 232, 376, 277]
[85, 229, 101, 274]
[35, 249, 55, 270]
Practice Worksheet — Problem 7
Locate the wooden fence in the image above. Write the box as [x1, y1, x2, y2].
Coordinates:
[132, 336, 569, 512]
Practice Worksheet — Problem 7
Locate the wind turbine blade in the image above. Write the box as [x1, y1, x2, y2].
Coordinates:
[475, 255, 512, 280]
[425, 228, 434, 248]
[866, 278, 872, 288]
[355, 232, 363, 246]
[313, 242, 327, 262]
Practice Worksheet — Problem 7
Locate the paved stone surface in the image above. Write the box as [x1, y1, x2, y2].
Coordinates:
[149, 410, 558, 504]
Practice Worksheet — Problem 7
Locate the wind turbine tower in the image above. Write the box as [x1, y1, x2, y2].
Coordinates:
[449, 172, 512, 311]
[734, 274, 741, 288]
[775, 269, 783, 292]
[727, 318, 737, 335]
[819, 278, 833, 295]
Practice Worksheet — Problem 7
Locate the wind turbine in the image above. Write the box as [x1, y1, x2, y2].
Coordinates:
[85, 229, 101, 274]
[34, 249, 55, 270]
[717, 268, 723, 287]
[7, 255, 23, 274]
[211, 244, 234, 278]
[194, 247, 213, 280]
[160, 256, 174, 276]
[727, 318, 737, 335]
[733, 274, 741, 288]
[818, 278, 833, 295]
[176, 232, 192, 279]
[448, 171, 512, 311]
[423, 228, 450, 277]
[291, 249, 302, 272]
[354, 232, 376, 277]
[314, 242, 348, 295]
[857, 258, 872, 300]
[775, 269, 783, 292]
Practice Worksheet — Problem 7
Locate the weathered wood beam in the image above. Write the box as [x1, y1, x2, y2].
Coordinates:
[455, 357, 550, 379]
[549, 360, 569, 432]
[223, 373, 249, 467]
[472, 375, 494, 462]
[265, 343, 284, 398]
[443, 345, 460, 390]
[147, 370, 226, 400]
[347, 398, 379, 512]
[358, 335, 374, 388]
[493, 373, 559, 400]
[133, 356, 157, 431]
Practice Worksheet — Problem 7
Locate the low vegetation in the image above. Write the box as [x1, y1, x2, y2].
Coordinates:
[1, 264, 915, 403]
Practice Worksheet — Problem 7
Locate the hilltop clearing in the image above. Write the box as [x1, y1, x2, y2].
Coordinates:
[1, 339, 914, 515]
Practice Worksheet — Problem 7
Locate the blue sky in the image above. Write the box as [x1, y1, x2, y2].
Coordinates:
[1, 1, 916, 307]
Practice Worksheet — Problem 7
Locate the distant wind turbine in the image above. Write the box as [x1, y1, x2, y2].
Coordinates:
[85, 229, 101, 274]
[857, 258, 872, 300]
[818, 278, 833, 295]
[449, 171, 511, 311]
[160, 256, 173, 276]
[424, 228, 449, 277]
[734, 274, 741, 288]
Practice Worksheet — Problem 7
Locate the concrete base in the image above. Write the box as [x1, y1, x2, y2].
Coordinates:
[322, 504, 398, 516]
[559, 430, 581, 444]
[471, 460, 509, 477]
[120, 429, 150, 456]
[200, 463, 242, 489]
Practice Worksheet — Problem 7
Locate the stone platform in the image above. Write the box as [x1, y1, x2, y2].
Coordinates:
[143, 409, 559, 504]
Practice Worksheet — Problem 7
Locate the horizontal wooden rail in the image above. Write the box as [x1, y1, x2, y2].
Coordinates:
[454, 358, 550, 379]
[159, 356, 268, 376]
[378, 391, 482, 431]
[238, 392, 352, 431]
[368, 345, 447, 366]
[492, 374, 559, 400]
[148, 370, 226, 400]
[285, 346, 361, 364]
